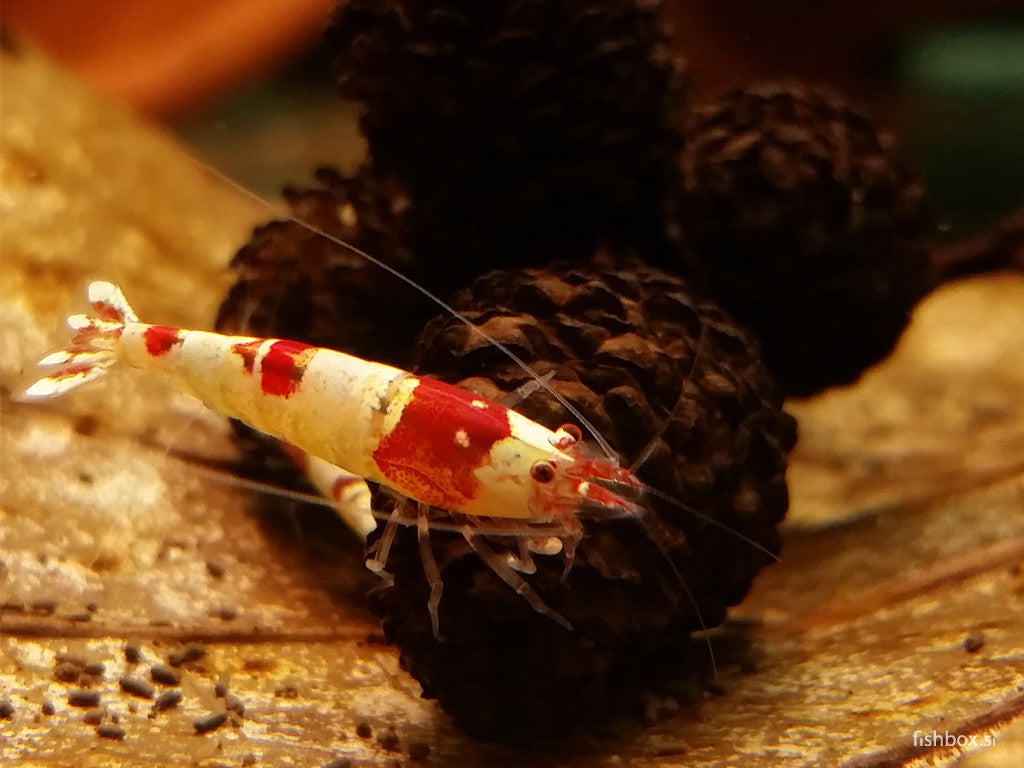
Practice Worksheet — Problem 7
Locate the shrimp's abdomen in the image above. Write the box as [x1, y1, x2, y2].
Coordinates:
[119, 324, 405, 481]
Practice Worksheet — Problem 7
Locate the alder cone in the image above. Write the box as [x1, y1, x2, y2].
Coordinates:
[326, 0, 687, 276]
[370, 258, 797, 739]
[678, 84, 935, 396]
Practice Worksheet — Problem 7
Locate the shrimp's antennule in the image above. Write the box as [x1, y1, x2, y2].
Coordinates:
[20, 281, 136, 400]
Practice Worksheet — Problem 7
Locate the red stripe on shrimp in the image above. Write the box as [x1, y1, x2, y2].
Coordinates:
[91, 299, 127, 323]
[143, 326, 182, 357]
[330, 473, 364, 500]
[231, 340, 261, 374]
[372, 378, 513, 509]
[258, 340, 315, 398]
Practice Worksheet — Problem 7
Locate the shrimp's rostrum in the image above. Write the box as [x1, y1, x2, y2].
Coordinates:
[24, 282, 644, 632]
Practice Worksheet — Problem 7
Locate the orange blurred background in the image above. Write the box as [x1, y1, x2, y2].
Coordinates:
[2, 0, 334, 117]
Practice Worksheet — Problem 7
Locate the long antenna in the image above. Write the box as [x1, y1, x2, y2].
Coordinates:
[629, 325, 708, 475]
[639, 484, 779, 562]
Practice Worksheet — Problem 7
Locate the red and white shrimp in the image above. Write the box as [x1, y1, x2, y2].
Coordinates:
[23, 280, 649, 636]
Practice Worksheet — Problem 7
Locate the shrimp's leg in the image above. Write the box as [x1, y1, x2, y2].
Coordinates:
[512, 538, 537, 574]
[304, 455, 375, 538]
[496, 370, 556, 409]
[277, 442, 376, 539]
[461, 528, 573, 631]
[366, 505, 405, 586]
[416, 506, 445, 641]
[559, 522, 583, 583]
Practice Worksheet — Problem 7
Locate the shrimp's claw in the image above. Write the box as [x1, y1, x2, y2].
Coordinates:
[20, 281, 137, 400]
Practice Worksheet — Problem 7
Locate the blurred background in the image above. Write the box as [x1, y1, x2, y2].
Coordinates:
[3, 0, 1022, 237]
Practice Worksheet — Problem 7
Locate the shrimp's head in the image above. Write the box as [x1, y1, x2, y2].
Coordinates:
[459, 407, 638, 526]
[525, 422, 643, 526]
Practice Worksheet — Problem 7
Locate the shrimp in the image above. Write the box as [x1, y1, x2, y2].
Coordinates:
[22, 281, 651, 637]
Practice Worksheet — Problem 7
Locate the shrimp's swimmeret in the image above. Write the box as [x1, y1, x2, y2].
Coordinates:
[24, 281, 646, 633]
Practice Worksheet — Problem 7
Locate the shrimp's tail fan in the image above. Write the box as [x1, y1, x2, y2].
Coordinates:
[20, 281, 137, 399]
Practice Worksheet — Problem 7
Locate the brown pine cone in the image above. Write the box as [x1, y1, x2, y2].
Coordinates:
[677, 83, 936, 397]
[326, 0, 687, 274]
[370, 257, 797, 739]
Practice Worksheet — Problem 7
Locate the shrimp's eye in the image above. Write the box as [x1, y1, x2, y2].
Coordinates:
[530, 461, 556, 483]
[556, 423, 582, 444]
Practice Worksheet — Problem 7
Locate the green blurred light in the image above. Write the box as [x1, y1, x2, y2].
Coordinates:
[902, 24, 1024, 92]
